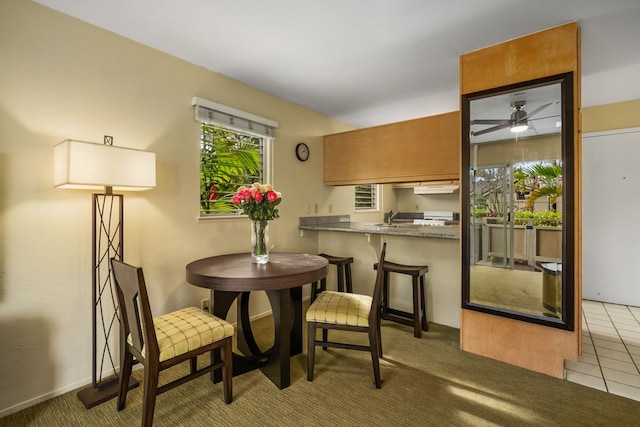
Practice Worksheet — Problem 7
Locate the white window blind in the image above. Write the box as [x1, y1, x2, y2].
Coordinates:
[192, 97, 278, 139]
[355, 184, 378, 211]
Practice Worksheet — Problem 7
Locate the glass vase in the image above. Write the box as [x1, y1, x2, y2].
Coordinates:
[251, 220, 269, 264]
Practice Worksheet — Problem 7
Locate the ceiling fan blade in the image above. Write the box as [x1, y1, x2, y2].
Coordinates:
[528, 114, 560, 121]
[471, 119, 510, 125]
[523, 102, 552, 120]
[471, 123, 510, 136]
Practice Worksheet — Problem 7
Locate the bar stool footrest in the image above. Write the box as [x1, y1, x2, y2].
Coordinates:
[382, 308, 429, 331]
[382, 311, 414, 327]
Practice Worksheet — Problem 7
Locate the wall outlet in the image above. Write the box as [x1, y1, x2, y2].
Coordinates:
[201, 298, 210, 312]
[328, 204, 333, 213]
[314, 203, 319, 213]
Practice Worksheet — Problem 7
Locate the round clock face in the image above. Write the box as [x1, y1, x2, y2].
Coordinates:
[296, 142, 309, 161]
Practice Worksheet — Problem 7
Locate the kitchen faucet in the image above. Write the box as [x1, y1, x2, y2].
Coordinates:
[387, 210, 399, 225]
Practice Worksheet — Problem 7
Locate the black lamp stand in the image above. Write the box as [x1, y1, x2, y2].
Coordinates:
[77, 187, 139, 408]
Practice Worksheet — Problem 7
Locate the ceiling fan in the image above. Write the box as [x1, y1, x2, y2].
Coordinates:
[471, 101, 552, 137]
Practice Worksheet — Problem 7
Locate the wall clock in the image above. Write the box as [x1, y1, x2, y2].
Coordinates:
[295, 142, 310, 161]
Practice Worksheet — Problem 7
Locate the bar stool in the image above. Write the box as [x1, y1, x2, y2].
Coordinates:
[373, 260, 429, 338]
[311, 253, 354, 302]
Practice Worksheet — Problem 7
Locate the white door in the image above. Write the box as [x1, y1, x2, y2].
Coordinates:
[583, 127, 640, 306]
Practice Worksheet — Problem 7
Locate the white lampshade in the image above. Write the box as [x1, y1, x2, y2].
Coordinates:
[54, 139, 156, 191]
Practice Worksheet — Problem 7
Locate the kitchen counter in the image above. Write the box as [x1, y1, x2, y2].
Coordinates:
[298, 215, 461, 328]
[299, 215, 459, 240]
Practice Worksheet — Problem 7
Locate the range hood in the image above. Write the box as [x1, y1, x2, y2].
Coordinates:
[413, 183, 459, 194]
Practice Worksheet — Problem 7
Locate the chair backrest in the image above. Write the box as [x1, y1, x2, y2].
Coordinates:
[368, 242, 387, 328]
[111, 258, 159, 360]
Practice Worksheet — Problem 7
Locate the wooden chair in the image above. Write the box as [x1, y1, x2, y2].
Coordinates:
[306, 243, 387, 388]
[111, 259, 234, 427]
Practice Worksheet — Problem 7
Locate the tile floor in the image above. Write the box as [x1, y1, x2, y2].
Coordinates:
[565, 300, 640, 402]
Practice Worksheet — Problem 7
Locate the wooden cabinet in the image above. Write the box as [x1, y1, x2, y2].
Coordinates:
[459, 22, 581, 379]
[323, 111, 460, 185]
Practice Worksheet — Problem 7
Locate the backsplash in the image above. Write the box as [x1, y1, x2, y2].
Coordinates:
[383, 211, 460, 223]
[299, 215, 350, 226]
[383, 212, 424, 223]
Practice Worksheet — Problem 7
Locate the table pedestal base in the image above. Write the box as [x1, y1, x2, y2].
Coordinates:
[210, 287, 302, 389]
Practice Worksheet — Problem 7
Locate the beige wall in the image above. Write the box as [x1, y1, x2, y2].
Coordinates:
[0, 1, 357, 415]
[582, 99, 640, 132]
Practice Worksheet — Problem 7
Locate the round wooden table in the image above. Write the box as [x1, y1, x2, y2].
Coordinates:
[186, 252, 328, 389]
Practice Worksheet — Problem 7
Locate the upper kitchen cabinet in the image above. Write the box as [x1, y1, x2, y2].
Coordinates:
[324, 111, 460, 185]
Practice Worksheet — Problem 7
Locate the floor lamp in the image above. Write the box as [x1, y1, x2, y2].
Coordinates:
[54, 136, 156, 409]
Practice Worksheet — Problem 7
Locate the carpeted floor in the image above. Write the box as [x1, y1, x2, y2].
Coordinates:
[2, 312, 639, 426]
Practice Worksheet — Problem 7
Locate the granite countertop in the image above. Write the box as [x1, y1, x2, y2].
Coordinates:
[299, 215, 459, 240]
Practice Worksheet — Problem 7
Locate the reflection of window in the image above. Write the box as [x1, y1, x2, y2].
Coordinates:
[514, 160, 562, 211]
[355, 184, 378, 211]
[193, 97, 277, 217]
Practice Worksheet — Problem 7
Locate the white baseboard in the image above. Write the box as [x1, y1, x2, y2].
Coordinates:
[0, 376, 91, 418]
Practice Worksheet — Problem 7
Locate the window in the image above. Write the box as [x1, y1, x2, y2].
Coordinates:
[355, 184, 378, 211]
[193, 97, 277, 217]
[200, 125, 265, 215]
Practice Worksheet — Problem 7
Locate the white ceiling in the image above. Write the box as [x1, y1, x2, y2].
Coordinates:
[33, 0, 640, 127]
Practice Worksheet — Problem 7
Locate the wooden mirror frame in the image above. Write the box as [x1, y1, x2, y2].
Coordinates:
[461, 72, 575, 331]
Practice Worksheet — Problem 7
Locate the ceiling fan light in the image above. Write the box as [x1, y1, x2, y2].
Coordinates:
[511, 124, 528, 133]
[510, 107, 528, 133]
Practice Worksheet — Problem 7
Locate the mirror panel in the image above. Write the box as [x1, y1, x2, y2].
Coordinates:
[462, 73, 574, 330]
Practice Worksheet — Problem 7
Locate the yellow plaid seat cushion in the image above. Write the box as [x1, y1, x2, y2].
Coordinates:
[306, 291, 372, 327]
[132, 306, 235, 362]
